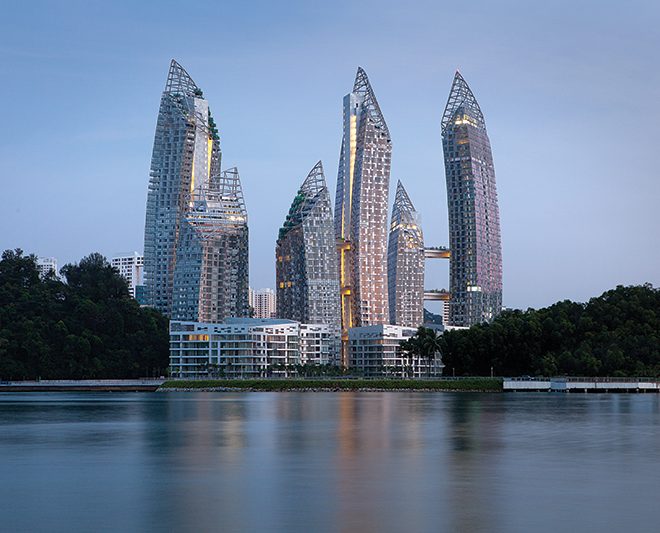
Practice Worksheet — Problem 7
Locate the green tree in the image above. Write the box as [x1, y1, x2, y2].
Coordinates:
[0, 249, 169, 380]
[401, 326, 443, 377]
[439, 284, 660, 377]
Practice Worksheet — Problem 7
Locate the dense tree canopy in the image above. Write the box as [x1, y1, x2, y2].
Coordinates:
[441, 284, 660, 377]
[0, 249, 169, 379]
[1, 248, 657, 380]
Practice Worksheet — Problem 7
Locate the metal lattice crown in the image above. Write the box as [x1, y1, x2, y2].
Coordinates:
[441, 71, 485, 134]
[165, 59, 201, 97]
[353, 67, 390, 139]
[391, 180, 419, 227]
[278, 161, 330, 242]
[187, 167, 247, 240]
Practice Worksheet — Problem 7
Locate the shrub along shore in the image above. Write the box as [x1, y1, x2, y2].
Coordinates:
[159, 378, 503, 392]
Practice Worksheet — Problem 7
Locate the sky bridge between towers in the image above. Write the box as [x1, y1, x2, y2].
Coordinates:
[424, 246, 450, 259]
[424, 246, 451, 301]
[424, 289, 451, 301]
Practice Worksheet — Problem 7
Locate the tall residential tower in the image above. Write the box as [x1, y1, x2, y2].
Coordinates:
[334, 67, 392, 338]
[276, 161, 340, 334]
[172, 168, 249, 322]
[441, 71, 502, 326]
[143, 60, 221, 316]
[387, 181, 424, 327]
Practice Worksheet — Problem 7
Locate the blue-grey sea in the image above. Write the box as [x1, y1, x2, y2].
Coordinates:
[1, 392, 659, 532]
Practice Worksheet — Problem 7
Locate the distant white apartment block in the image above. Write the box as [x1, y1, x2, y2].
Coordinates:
[249, 288, 276, 319]
[36, 257, 58, 278]
[349, 324, 445, 378]
[111, 252, 144, 298]
[442, 301, 450, 326]
[169, 319, 339, 378]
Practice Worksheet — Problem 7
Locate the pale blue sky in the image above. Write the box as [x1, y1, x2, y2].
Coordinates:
[1, 0, 658, 310]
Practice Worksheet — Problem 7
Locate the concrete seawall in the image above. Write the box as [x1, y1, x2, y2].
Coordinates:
[0, 380, 165, 392]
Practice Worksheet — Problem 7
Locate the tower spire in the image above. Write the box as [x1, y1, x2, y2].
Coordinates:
[392, 180, 416, 224]
[353, 67, 390, 138]
[300, 160, 327, 197]
[165, 59, 200, 96]
[441, 71, 485, 133]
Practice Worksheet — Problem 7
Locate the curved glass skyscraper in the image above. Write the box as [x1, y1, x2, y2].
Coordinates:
[441, 71, 502, 326]
[143, 60, 221, 316]
[334, 67, 392, 333]
[388, 181, 425, 327]
[276, 161, 340, 332]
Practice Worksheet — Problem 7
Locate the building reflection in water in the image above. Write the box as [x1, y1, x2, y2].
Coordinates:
[136, 392, 511, 531]
[4, 393, 660, 531]
[445, 394, 505, 532]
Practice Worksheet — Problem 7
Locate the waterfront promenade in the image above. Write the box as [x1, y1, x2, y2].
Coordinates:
[504, 377, 660, 393]
[2, 377, 660, 393]
[0, 379, 165, 392]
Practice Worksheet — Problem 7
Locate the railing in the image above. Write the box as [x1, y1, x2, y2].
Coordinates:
[505, 376, 659, 383]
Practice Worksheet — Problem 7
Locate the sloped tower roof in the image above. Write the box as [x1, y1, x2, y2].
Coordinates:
[279, 161, 330, 242]
[298, 160, 327, 202]
[353, 67, 390, 138]
[441, 71, 485, 134]
[215, 167, 247, 221]
[165, 59, 200, 96]
[390, 180, 423, 239]
[162, 60, 214, 137]
[188, 167, 247, 240]
[391, 180, 421, 229]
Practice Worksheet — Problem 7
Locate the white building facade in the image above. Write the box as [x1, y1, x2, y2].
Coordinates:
[36, 257, 58, 278]
[111, 252, 144, 298]
[170, 319, 338, 378]
[348, 325, 445, 378]
[299, 323, 337, 366]
[249, 288, 277, 319]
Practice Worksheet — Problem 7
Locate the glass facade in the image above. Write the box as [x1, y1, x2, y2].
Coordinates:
[276, 161, 341, 357]
[143, 60, 221, 317]
[441, 72, 502, 326]
[387, 181, 425, 327]
[172, 168, 249, 322]
[334, 67, 392, 335]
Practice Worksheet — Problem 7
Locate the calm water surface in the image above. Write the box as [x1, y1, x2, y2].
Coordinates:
[1, 392, 659, 532]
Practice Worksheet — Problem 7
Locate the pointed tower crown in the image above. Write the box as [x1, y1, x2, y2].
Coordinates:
[216, 167, 247, 220]
[279, 161, 330, 242]
[441, 71, 485, 134]
[185, 167, 247, 240]
[391, 180, 418, 226]
[299, 160, 327, 199]
[165, 59, 201, 97]
[353, 67, 390, 138]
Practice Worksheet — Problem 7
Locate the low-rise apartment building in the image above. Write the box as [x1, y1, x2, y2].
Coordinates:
[348, 325, 445, 378]
[170, 319, 338, 378]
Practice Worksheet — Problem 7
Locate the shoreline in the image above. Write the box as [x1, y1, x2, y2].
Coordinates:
[157, 388, 500, 392]
[158, 378, 503, 392]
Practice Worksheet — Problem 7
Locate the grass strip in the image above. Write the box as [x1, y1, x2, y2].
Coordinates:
[160, 378, 502, 391]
